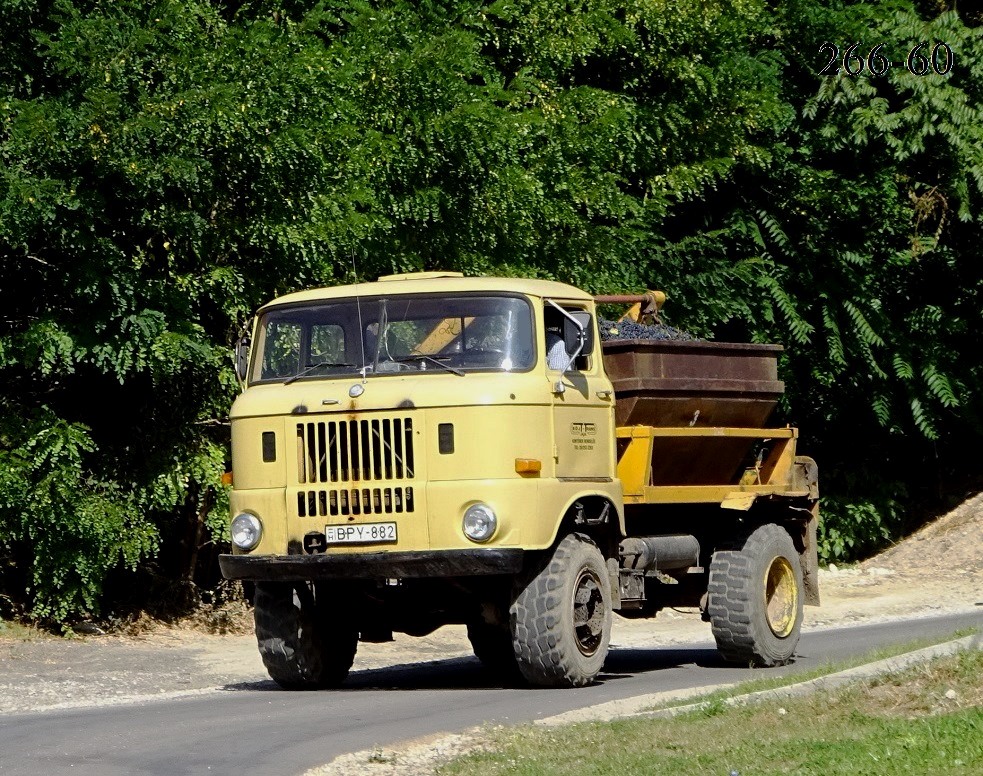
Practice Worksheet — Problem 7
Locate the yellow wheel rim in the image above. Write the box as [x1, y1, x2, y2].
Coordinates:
[765, 556, 798, 638]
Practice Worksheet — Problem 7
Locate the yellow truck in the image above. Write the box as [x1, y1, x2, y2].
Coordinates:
[219, 272, 820, 688]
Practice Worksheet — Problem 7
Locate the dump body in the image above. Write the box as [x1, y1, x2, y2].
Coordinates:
[604, 338, 787, 488]
[602, 338, 785, 428]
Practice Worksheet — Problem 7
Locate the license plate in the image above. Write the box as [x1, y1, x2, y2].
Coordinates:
[324, 522, 397, 545]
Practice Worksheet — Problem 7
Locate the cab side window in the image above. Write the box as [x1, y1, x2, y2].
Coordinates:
[543, 306, 590, 372]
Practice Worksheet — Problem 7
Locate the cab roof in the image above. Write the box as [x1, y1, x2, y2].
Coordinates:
[258, 272, 594, 313]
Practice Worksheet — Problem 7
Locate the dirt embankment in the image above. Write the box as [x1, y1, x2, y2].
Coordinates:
[1, 495, 981, 715]
[810, 492, 983, 627]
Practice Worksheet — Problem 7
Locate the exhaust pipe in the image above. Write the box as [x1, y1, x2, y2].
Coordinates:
[619, 535, 700, 572]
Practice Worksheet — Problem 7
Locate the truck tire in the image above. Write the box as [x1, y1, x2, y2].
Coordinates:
[510, 533, 611, 688]
[253, 582, 357, 689]
[707, 523, 804, 667]
[467, 619, 523, 683]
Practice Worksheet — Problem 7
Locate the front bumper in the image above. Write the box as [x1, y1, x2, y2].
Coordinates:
[219, 548, 525, 582]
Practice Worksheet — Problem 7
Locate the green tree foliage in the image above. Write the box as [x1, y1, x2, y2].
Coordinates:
[1, 0, 981, 622]
[758, 4, 983, 558]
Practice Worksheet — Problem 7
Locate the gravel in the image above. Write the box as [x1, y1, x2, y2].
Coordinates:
[599, 318, 697, 342]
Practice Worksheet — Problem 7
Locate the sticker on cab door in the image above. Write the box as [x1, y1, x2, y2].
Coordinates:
[570, 422, 596, 451]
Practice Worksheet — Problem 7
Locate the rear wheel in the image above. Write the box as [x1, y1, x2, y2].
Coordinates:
[510, 533, 611, 687]
[253, 582, 358, 689]
[707, 524, 804, 666]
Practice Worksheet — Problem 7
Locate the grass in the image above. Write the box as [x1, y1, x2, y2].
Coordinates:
[0, 617, 45, 641]
[440, 647, 983, 776]
[656, 627, 980, 711]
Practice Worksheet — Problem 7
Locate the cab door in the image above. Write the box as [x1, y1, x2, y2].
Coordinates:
[544, 303, 616, 480]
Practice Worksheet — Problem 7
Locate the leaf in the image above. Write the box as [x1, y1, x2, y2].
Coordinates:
[922, 364, 959, 408]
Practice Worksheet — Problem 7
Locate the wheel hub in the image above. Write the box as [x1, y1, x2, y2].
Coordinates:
[764, 555, 798, 638]
[572, 568, 605, 656]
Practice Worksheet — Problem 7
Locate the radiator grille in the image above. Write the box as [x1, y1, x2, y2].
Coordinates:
[297, 486, 415, 517]
[295, 417, 416, 518]
[296, 417, 415, 484]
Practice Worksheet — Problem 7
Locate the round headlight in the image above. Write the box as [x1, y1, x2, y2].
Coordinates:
[462, 503, 497, 543]
[231, 512, 263, 551]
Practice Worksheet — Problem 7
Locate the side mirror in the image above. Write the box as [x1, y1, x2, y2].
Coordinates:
[562, 311, 594, 358]
[234, 334, 251, 383]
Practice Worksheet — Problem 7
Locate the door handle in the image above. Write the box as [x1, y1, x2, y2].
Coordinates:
[595, 390, 613, 400]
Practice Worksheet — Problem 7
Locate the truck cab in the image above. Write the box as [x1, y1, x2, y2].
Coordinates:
[222, 272, 622, 568]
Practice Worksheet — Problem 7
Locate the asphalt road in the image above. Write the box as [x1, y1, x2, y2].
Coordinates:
[1, 610, 980, 776]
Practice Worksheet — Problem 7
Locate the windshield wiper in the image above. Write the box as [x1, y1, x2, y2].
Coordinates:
[284, 362, 355, 385]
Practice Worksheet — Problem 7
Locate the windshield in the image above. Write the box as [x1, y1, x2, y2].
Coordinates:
[251, 294, 535, 383]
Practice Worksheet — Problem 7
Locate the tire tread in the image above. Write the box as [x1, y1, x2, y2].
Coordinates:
[510, 533, 611, 688]
[254, 582, 357, 689]
[707, 524, 803, 667]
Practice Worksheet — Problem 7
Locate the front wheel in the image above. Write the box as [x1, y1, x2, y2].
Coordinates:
[253, 582, 358, 689]
[510, 533, 612, 687]
[467, 618, 523, 684]
[707, 524, 804, 667]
